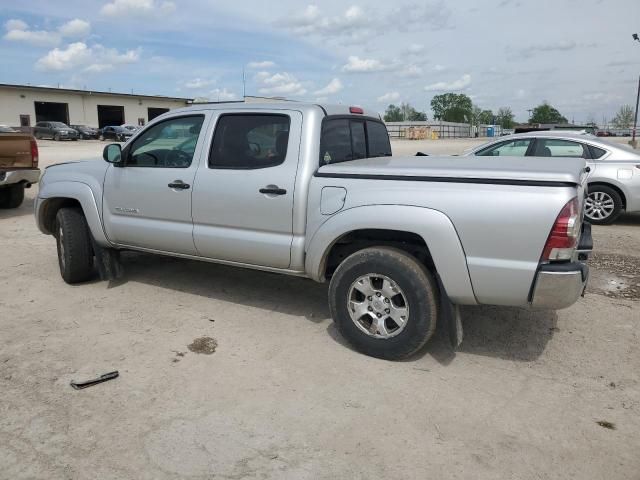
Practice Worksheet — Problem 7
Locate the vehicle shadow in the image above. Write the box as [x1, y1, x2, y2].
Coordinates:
[0, 194, 36, 220]
[114, 251, 330, 323]
[115, 251, 557, 363]
[615, 212, 640, 226]
[425, 305, 558, 365]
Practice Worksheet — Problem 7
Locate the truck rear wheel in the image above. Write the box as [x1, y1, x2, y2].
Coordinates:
[0, 184, 25, 209]
[328, 247, 438, 360]
[55, 207, 95, 284]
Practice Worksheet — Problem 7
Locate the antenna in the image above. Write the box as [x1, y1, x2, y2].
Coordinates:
[242, 67, 246, 98]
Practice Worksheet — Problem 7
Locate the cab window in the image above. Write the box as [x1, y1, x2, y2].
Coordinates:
[320, 117, 391, 166]
[209, 114, 290, 169]
[127, 115, 204, 168]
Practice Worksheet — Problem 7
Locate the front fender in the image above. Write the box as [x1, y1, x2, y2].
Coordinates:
[36, 181, 110, 246]
[305, 205, 477, 305]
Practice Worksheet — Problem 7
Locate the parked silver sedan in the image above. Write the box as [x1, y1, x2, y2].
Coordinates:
[465, 131, 640, 224]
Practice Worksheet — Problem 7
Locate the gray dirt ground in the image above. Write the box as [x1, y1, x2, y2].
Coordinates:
[1, 138, 638, 479]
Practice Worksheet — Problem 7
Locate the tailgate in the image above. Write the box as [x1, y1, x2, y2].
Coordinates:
[0, 133, 33, 169]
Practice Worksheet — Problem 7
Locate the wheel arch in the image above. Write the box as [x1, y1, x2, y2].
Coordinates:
[587, 181, 627, 209]
[305, 205, 477, 305]
[37, 181, 110, 245]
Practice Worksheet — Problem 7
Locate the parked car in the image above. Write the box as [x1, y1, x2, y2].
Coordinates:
[33, 121, 79, 141]
[99, 126, 134, 142]
[121, 124, 140, 132]
[0, 129, 39, 208]
[465, 130, 640, 225]
[35, 102, 592, 360]
[71, 124, 99, 139]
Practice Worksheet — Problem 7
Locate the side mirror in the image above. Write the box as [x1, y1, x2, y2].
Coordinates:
[103, 143, 122, 164]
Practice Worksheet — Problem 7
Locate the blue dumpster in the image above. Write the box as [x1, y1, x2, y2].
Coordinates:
[487, 126, 495, 137]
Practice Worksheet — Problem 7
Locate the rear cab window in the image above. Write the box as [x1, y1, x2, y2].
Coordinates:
[320, 116, 391, 166]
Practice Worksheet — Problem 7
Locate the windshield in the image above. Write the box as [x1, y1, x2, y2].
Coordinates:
[51, 122, 69, 128]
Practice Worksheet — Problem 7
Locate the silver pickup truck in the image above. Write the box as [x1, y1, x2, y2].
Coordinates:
[35, 103, 592, 359]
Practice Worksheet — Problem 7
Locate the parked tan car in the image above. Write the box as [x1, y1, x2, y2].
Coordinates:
[0, 126, 40, 208]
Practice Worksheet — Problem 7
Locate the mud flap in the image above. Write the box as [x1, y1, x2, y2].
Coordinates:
[437, 277, 463, 349]
[90, 236, 124, 281]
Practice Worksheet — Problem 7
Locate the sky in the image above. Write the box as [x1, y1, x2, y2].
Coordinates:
[1, 0, 639, 123]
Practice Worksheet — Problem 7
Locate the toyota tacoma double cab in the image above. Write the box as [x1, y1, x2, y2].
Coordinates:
[35, 103, 592, 359]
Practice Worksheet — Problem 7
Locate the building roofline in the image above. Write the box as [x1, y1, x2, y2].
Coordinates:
[0, 83, 193, 102]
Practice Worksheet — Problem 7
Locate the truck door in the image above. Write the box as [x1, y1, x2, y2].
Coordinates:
[102, 113, 208, 255]
[192, 110, 302, 269]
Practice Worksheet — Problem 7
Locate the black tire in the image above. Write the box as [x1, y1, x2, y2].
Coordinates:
[99, 135, 105, 141]
[72, 137, 78, 141]
[585, 185, 623, 225]
[55, 208, 95, 284]
[328, 247, 438, 360]
[0, 184, 25, 209]
[54, 133, 60, 141]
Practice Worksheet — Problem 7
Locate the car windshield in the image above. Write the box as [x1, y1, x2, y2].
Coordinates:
[51, 122, 69, 128]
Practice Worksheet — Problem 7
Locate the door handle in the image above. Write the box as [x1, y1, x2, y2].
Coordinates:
[168, 180, 190, 190]
[259, 186, 287, 195]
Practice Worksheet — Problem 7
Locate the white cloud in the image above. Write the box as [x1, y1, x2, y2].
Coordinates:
[35, 42, 140, 72]
[406, 43, 425, 54]
[424, 73, 471, 92]
[101, 0, 176, 17]
[377, 91, 400, 103]
[255, 71, 306, 97]
[400, 64, 423, 77]
[36, 42, 92, 71]
[247, 60, 275, 69]
[278, 4, 371, 42]
[314, 78, 343, 96]
[209, 88, 237, 101]
[341, 56, 389, 73]
[184, 78, 214, 89]
[58, 19, 91, 38]
[433, 64, 446, 72]
[3, 18, 91, 47]
[4, 19, 27, 31]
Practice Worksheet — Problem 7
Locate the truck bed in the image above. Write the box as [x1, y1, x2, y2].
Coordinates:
[316, 155, 587, 186]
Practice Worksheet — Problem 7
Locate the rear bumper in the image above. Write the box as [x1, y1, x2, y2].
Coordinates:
[530, 222, 592, 310]
[530, 262, 589, 309]
[0, 168, 40, 187]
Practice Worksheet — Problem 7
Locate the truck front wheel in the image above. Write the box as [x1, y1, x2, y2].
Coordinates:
[55, 207, 95, 284]
[329, 247, 438, 360]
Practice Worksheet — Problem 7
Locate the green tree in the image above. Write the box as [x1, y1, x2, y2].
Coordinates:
[496, 107, 515, 129]
[430, 93, 473, 123]
[384, 104, 403, 122]
[611, 105, 634, 129]
[530, 102, 568, 124]
[478, 109, 493, 125]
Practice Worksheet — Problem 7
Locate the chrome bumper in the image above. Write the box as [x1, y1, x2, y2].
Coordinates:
[530, 262, 589, 309]
[0, 168, 40, 187]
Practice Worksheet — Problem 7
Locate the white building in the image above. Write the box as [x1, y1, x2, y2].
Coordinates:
[0, 83, 192, 129]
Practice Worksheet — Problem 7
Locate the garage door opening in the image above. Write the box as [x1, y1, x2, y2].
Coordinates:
[34, 101, 69, 124]
[97, 105, 125, 128]
[148, 107, 169, 121]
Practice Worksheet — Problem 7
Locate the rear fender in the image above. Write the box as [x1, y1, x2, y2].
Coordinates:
[305, 205, 477, 305]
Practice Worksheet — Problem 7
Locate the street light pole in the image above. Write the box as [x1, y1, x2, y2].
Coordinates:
[633, 34, 640, 148]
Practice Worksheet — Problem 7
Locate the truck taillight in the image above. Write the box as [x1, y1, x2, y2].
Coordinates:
[541, 197, 581, 262]
[30, 138, 39, 168]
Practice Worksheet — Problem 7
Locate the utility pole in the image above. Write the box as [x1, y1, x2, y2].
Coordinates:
[527, 109, 533, 122]
[632, 33, 640, 148]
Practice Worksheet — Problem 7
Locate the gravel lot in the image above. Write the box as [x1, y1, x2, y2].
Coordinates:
[1, 138, 638, 479]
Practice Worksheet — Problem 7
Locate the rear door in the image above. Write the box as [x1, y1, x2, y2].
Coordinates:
[192, 110, 302, 268]
[102, 113, 208, 254]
